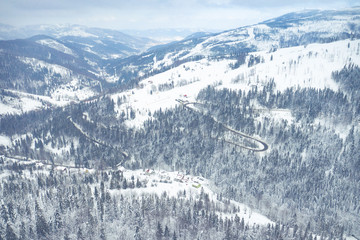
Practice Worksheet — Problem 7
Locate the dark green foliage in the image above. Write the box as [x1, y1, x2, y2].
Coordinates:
[5, 223, 17, 240]
[1, 65, 360, 238]
[0, 162, 310, 240]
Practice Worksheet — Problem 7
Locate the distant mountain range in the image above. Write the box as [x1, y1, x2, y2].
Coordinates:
[0, 7, 359, 105]
[0, 25, 157, 100]
[122, 28, 219, 43]
[1, 7, 360, 239]
[107, 7, 360, 83]
[0, 24, 158, 57]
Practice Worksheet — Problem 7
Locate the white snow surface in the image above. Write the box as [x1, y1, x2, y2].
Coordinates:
[19, 57, 72, 81]
[0, 100, 22, 115]
[55, 28, 98, 38]
[50, 77, 96, 101]
[0, 135, 11, 147]
[0, 89, 71, 116]
[113, 167, 274, 226]
[0, 93, 43, 115]
[112, 39, 360, 128]
[36, 39, 75, 56]
[181, 9, 360, 60]
[0, 154, 274, 227]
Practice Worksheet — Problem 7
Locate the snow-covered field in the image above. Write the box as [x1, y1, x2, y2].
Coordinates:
[0, 81, 96, 116]
[0, 153, 274, 227]
[36, 38, 75, 56]
[112, 39, 360, 128]
[0, 91, 48, 115]
[0, 135, 11, 147]
[50, 77, 97, 101]
[117, 167, 273, 226]
[0, 89, 69, 116]
[19, 57, 73, 79]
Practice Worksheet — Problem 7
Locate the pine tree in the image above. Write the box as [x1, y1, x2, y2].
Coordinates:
[54, 210, 62, 231]
[35, 202, 49, 239]
[63, 232, 70, 240]
[164, 225, 170, 238]
[122, 178, 128, 189]
[6, 223, 17, 240]
[1, 205, 8, 223]
[100, 226, 106, 240]
[19, 222, 26, 240]
[134, 226, 141, 240]
[77, 227, 84, 240]
[136, 178, 142, 188]
[156, 222, 163, 240]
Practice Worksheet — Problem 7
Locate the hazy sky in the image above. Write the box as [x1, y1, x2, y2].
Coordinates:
[1, 0, 359, 31]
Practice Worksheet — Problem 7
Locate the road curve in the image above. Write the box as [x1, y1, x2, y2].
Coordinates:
[67, 116, 129, 158]
[176, 99, 269, 152]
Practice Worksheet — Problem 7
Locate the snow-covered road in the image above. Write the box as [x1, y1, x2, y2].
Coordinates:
[177, 99, 269, 152]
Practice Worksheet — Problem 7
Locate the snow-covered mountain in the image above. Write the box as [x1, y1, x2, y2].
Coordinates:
[111, 38, 360, 128]
[0, 24, 158, 58]
[89, 7, 360, 129]
[0, 35, 104, 104]
[122, 28, 218, 43]
[108, 7, 360, 83]
[0, 24, 159, 107]
[0, 25, 160, 112]
[1, 8, 359, 114]
[1, 7, 360, 239]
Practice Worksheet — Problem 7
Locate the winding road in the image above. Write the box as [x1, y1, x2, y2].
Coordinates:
[1, 154, 83, 170]
[177, 99, 269, 152]
[67, 116, 129, 158]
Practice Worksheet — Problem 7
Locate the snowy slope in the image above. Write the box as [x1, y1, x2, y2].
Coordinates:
[18, 57, 97, 100]
[0, 90, 76, 116]
[112, 39, 360, 128]
[117, 168, 274, 226]
[0, 153, 274, 228]
[0, 36, 103, 102]
[189, 7, 360, 58]
[0, 24, 158, 58]
[0, 94, 44, 115]
[186, 7, 360, 57]
[36, 38, 75, 56]
[19, 57, 73, 78]
[109, 7, 360, 82]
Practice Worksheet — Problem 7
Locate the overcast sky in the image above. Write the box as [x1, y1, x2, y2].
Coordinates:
[1, 0, 359, 31]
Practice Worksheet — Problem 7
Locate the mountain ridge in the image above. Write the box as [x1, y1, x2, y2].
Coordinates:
[107, 7, 360, 85]
[0, 7, 360, 239]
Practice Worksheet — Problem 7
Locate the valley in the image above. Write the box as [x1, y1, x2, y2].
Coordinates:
[0, 7, 360, 240]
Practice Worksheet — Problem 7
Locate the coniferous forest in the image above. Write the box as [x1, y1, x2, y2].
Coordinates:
[1, 64, 359, 239]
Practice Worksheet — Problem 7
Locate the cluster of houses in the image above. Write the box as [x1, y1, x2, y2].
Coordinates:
[143, 169, 203, 189]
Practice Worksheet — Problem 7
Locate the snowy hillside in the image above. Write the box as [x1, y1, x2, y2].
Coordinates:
[0, 26, 160, 108]
[3, 155, 273, 227]
[0, 88, 79, 116]
[36, 38, 75, 56]
[0, 24, 158, 58]
[0, 155, 276, 239]
[112, 39, 360, 128]
[108, 7, 360, 83]
[1, 7, 360, 240]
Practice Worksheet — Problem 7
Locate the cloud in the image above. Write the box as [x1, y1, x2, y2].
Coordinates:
[203, 0, 356, 8]
[0, 0, 358, 30]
